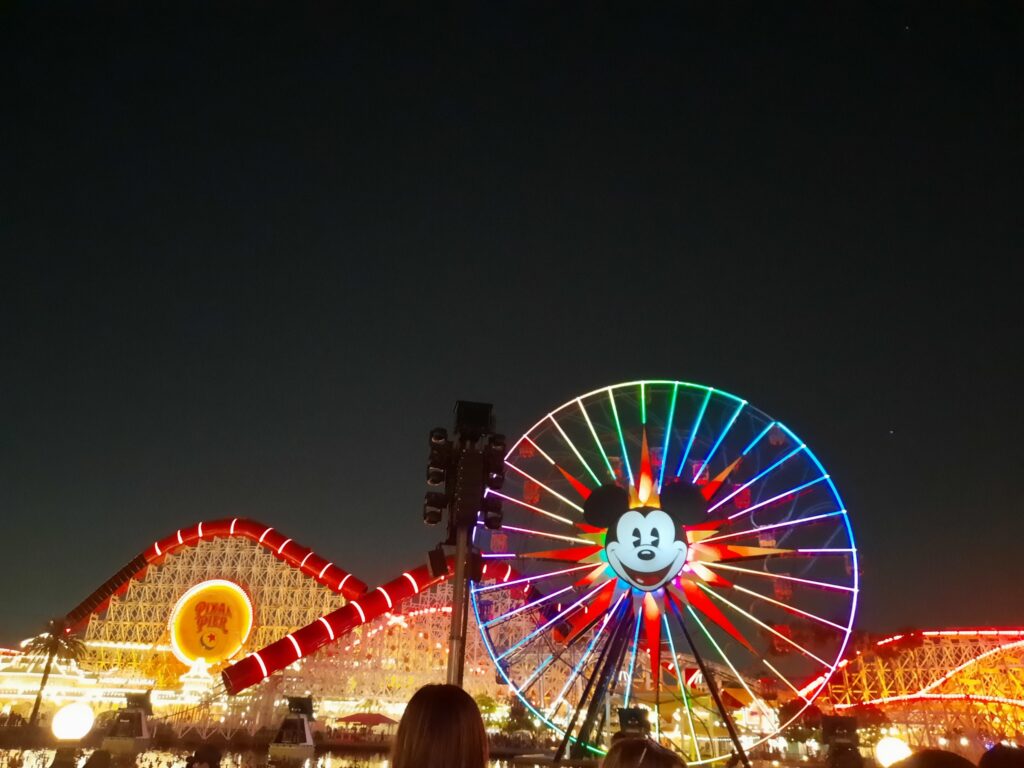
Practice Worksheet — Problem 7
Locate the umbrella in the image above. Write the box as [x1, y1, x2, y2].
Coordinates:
[337, 712, 398, 727]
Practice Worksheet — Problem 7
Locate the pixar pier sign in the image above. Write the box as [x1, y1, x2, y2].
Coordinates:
[169, 579, 254, 667]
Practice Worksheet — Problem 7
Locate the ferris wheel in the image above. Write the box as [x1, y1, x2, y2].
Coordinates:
[471, 380, 858, 762]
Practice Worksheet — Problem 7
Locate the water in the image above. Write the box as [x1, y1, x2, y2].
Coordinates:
[0, 750, 517, 768]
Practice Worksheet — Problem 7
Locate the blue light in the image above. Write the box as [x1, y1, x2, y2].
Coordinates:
[692, 399, 746, 483]
[497, 581, 609, 661]
[546, 596, 624, 718]
[657, 382, 679, 492]
[676, 388, 712, 478]
[741, 421, 775, 457]
[608, 388, 634, 487]
[708, 443, 805, 513]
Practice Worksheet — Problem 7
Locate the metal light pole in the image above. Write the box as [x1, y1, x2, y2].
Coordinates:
[422, 401, 504, 689]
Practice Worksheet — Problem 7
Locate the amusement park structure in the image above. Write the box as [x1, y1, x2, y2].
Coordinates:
[815, 629, 1024, 757]
[1, 380, 1019, 761]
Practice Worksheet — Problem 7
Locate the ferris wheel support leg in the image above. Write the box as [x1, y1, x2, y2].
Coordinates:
[554, 599, 632, 764]
[668, 598, 752, 768]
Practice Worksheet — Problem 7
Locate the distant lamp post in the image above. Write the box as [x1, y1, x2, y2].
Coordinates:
[50, 702, 94, 768]
[51, 702, 94, 741]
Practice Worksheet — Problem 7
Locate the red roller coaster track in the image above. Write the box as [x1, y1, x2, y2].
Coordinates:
[221, 559, 519, 695]
[64, 517, 369, 631]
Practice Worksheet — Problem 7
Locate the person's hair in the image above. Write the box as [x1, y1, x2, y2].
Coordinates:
[980, 745, 1024, 768]
[891, 750, 976, 768]
[391, 684, 488, 768]
[191, 745, 221, 768]
[603, 737, 686, 768]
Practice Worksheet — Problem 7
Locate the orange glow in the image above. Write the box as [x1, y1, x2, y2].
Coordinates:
[169, 579, 253, 666]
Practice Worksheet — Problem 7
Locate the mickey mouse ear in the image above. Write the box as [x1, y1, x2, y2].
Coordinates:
[659, 480, 708, 523]
[583, 484, 630, 529]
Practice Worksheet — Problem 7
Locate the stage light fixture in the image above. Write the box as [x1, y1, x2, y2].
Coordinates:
[482, 496, 503, 530]
[423, 492, 447, 525]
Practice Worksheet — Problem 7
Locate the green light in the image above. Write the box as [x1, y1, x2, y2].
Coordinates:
[578, 398, 616, 481]
[658, 382, 679, 491]
[608, 388, 634, 486]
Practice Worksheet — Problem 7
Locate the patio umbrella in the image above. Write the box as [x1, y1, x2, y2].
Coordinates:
[337, 712, 398, 727]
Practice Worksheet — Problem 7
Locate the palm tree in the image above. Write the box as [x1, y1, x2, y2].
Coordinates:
[25, 618, 85, 728]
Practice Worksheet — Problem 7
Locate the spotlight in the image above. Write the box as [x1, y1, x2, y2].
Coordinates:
[484, 433, 506, 490]
[423, 492, 447, 525]
[427, 428, 451, 486]
[482, 496, 503, 530]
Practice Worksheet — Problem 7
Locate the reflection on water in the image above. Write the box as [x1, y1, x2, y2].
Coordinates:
[0, 751, 514, 768]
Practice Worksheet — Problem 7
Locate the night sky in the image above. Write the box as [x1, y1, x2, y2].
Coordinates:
[2, 3, 1022, 646]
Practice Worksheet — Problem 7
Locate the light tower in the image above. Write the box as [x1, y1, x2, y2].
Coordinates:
[422, 400, 504, 687]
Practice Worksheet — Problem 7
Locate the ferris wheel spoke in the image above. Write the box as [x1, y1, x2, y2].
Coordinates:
[740, 421, 776, 458]
[521, 434, 597, 502]
[519, 653, 557, 693]
[663, 611, 703, 763]
[545, 594, 626, 719]
[675, 388, 712, 479]
[707, 444, 805, 513]
[684, 605, 776, 722]
[622, 610, 643, 707]
[472, 563, 597, 595]
[547, 414, 602, 485]
[577, 398, 617, 481]
[725, 476, 830, 520]
[701, 562, 856, 593]
[695, 583, 833, 668]
[656, 382, 680, 492]
[692, 399, 746, 483]
[505, 462, 585, 513]
[728, 583, 848, 632]
[497, 580, 611, 661]
[761, 657, 811, 702]
[796, 548, 855, 554]
[667, 593, 754, 768]
[608, 388, 634, 487]
[484, 522, 594, 546]
[700, 510, 846, 545]
[483, 489, 575, 527]
[482, 582, 579, 629]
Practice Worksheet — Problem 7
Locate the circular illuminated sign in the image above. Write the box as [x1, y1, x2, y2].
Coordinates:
[169, 579, 253, 666]
[52, 702, 94, 740]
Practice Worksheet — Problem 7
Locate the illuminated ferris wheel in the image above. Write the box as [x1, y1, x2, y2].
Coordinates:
[471, 381, 858, 762]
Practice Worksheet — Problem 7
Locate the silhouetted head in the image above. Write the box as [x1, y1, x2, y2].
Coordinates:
[980, 745, 1024, 768]
[603, 737, 686, 768]
[392, 684, 488, 768]
[891, 749, 976, 768]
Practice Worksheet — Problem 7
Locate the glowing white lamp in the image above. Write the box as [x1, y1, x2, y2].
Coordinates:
[51, 702, 94, 740]
[875, 736, 912, 768]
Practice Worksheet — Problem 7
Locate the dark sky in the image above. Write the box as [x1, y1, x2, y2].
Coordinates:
[2, 3, 1022, 645]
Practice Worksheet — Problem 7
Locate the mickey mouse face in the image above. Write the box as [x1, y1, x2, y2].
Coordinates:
[584, 481, 706, 592]
[606, 509, 687, 590]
